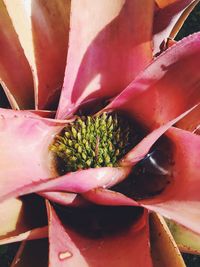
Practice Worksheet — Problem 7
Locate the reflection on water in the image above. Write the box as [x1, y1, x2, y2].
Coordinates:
[113, 136, 174, 200]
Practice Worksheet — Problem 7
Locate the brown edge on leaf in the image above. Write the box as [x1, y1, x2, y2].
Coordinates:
[150, 212, 186, 267]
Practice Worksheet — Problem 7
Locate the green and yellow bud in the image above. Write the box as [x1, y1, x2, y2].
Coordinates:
[50, 112, 139, 174]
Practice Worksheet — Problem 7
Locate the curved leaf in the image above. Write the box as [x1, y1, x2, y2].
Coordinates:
[57, 0, 154, 118]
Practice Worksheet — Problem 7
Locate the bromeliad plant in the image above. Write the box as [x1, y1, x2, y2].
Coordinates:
[0, 0, 200, 266]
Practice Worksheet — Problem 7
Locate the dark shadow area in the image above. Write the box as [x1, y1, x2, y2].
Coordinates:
[20, 194, 47, 228]
[113, 136, 174, 200]
[176, 3, 200, 40]
[56, 205, 143, 239]
[0, 85, 10, 108]
[0, 194, 47, 240]
[183, 253, 200, 267]
[0, 243, 19, 267]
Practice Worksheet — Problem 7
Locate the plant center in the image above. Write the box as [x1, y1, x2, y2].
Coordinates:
[50, 112, 140, 174]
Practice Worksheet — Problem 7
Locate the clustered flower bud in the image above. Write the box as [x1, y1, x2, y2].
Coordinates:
[50, 112, 139, 174]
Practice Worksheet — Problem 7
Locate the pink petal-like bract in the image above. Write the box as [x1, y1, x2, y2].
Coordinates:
[57, 0, 154, 118]
[47, 201, 153, 267]
[107, 32, 200, 130]
[0, 1, 200, 266]
[3, 0, 70, 109]
[122, 105, 198, 165]
[39, 192, 86, 207]
[0, 108, 59, 201]
[83, 188, 139, 206]
[143, 127, 200, 234]
[0, 1, 34, 109]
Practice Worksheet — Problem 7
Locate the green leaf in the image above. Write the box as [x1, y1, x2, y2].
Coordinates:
[166, 219, 200, 255]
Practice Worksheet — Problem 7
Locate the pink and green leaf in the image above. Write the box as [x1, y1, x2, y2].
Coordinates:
[4, 0, 70, 109]
[166, 218, 200, 255]
[0, 1, 34, 109]
[150, 212, 186, 267]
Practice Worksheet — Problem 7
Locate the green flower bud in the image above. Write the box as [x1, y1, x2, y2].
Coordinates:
[50, 112, 139, 174]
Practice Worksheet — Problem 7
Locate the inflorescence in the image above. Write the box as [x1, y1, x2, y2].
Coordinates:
[50, 112, 139, 174]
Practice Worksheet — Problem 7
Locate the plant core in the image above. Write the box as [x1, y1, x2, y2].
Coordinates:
[50, 112, 141, 174]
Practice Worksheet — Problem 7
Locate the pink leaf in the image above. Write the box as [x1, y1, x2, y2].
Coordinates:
[0, 1, 34, 109]
[107, 32, 200, 129]
[47, 202, 152, 267]
[57, 0, 154, 118]
[83, 188, 139, 206]
[0, 226, 48, 245]
[142, 127, 200, 234]
[4, 0, 70, 109]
